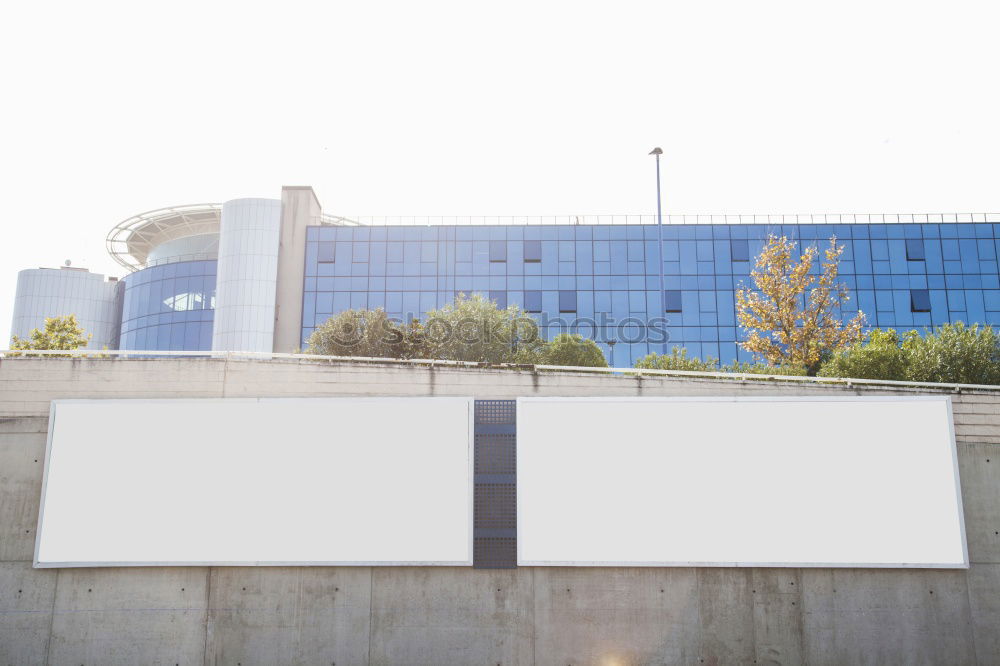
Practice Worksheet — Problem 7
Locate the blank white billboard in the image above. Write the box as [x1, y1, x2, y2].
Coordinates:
[36, 398, 474, 567]
[517, 397, 967, 568]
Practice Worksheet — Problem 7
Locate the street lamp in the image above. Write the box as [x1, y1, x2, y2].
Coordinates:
[649, 147, 666, 353]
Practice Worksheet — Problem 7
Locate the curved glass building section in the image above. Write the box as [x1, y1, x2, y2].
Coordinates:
[119, 260, 216, 351]
[107, 203, 224, 351]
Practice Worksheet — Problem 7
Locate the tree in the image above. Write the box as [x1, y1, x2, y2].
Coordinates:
[422, 293, 545, 364]
[9, 315, 90, 356]
[736, 235, 865, 375]
[540, 333, 608, 367]
[306, 308, 424, 359]
[817, 329, 908, 380]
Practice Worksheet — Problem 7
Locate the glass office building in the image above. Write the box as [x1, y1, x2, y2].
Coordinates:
[302, 221, 1000, 366]
[9, 186, 998, 366]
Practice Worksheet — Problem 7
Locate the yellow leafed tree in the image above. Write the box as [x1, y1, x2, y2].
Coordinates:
[736, 235, 865, 375]
[9, 314, 91, 357]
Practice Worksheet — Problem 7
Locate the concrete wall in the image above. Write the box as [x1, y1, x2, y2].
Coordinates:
[273, 186, 321, 353]
[0, 357, 997, 665]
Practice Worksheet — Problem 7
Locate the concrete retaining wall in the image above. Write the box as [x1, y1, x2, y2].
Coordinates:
[1, 357, 998, 665]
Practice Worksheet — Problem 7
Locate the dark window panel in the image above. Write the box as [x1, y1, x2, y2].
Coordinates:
[524, 290, 542, 312]
[490, 240, 507, 262]
[317, 242, 336, 263]
[664, 290, 683, 312]
[730, 239, 750, 262]
[559, 290, 577, 313]
[489, 290, 508, 309]
[523, 240, 542, 262]
[905, 238, 925, 261]
[910, 289, 931, 312]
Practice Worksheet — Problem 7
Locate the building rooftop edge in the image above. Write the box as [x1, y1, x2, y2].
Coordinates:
[2, 350, 1000, 394]
[104, 200, 1000, 270]
[340, 213, 1000, 226]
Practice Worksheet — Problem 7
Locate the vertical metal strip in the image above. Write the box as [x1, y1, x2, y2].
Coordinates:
[473, 399, 517, 568]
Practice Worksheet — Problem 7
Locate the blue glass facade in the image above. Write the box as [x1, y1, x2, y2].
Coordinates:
[301, 223, 1000, 366]
[119, 260, 217, 351]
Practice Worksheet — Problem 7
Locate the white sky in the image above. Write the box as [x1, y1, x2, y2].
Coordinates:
[2, 1, 999, 344]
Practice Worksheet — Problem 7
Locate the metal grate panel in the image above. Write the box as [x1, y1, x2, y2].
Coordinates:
[475, 484, 517, 529]
[475, 433, 516, 474]
[473, 399, 517, 568]
[474, 537, 517, 569]
[475, 399, 516, 425]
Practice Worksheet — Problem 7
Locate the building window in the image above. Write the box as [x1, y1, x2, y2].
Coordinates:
[490, 240, 507, 262]
[730, 239, 750, 262]
[317, 242, 335, 263]
[905, 239, 925, 261]
[523, 240, 542, 263]
[911, 289, 931, 312]
[524, 290, 542, 313]
[664, 290, 682, 312]
[489, 290, 507, 309]
[559, 290, 577, 313]
[163, 291, 209, 312]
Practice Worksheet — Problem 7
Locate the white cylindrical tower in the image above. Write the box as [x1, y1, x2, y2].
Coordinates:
[211, 198, 283, 353]
[10, 267, 122, 350]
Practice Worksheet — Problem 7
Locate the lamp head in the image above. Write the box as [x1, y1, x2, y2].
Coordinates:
[648, 147, 663, 156]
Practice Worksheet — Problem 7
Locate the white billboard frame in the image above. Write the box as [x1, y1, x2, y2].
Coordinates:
[516, 396, 968, 569]
[35, 397, 475, 568]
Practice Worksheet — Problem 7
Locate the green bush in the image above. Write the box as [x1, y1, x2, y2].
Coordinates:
[540, 333, 608, 367]
[422, 293, 545, 364]
[635, 347, 720, 371]
[902, 322, 1000, 385]
[817, 329, 908, 380]
[819, 322, 1000, 385]
[721, 361, 808, 376]
[306, 308, 420, 358]
[634, 347, 806, 375]
[309, 294, 547, 364]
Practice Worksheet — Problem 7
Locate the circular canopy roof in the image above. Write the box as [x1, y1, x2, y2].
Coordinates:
[106, 204, 223, 271]
[107, 203, 358, 271]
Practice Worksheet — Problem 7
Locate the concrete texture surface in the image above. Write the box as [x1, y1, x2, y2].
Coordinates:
[205, 567, 371, 665]
[0, 357, 998, 665]
[369, 568, 534, 666]
[47, 567, 208, 665]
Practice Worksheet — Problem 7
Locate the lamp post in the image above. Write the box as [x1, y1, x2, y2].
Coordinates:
[649, 147, 667, 353]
